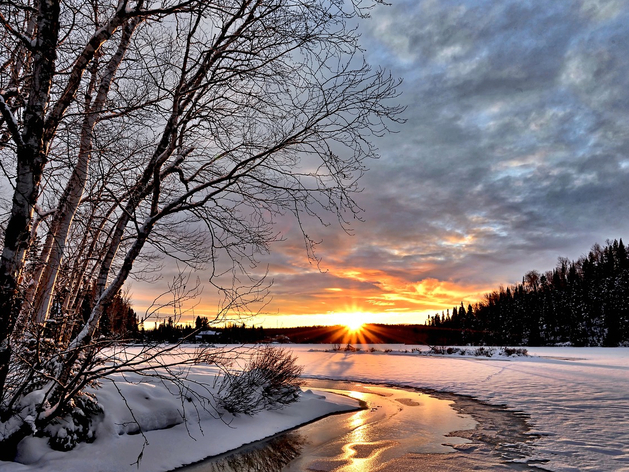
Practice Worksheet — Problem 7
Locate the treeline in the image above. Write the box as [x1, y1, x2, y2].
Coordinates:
[427, 239, 629, 346]
[142, 318, 267, 344]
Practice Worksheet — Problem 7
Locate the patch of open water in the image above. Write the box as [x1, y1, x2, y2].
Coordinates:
[176, 380, 542, 472]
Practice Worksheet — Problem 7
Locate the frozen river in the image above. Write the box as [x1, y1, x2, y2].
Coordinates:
[6, 345, 628, 471]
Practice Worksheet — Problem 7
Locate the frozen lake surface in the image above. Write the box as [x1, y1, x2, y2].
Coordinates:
[290, 345, 629, 471]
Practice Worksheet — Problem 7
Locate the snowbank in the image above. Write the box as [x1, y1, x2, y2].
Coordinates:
[0, 359, 358, 472]
[2, 345, 627, 472]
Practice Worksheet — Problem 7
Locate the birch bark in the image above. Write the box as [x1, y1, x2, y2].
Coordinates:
[31, 20, 138, 323]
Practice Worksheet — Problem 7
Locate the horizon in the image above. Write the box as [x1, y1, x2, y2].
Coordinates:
[130, 0, 629, 329]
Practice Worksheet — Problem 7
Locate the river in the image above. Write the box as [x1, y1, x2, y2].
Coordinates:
[176, 380, 540, 471]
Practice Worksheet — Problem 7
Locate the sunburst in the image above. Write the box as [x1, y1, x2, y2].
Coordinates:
[342, 312, 365, 333]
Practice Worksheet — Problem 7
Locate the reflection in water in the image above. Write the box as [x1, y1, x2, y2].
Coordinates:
[283, 383, 477, 472]
[334, 391, 398, 472]
[177, 432, 305, 472]
[176, 380, 535, 472]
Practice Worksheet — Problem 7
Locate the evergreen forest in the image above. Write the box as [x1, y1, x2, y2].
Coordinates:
[427, 239, 629, 346]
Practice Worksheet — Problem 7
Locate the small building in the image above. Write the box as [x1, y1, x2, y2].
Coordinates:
[195, 330, 219, 343]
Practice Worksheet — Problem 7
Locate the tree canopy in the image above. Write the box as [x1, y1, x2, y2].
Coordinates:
[430, 239, 629, 347]
[0, 0, 402, 456]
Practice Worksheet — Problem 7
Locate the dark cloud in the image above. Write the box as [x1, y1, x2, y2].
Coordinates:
[352, 0, 629, 273]
[285, 0, 629, 301]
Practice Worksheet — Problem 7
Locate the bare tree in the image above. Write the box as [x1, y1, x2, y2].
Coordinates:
[0, 0, 402, 456]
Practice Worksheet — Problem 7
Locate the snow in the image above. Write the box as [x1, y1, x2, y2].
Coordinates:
[0, 356, 358, 472]
[1, 345, 628, 472]
[292, 345, 629, 472]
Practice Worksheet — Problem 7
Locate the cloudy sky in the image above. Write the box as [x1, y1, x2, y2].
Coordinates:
[134, 0, 629, 328]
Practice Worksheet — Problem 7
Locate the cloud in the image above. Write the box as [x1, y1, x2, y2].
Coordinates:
[132, 0, 629, 326]
[355, 0, 629, 255]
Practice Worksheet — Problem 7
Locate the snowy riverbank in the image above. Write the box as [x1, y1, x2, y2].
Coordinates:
[0, 355, 358, 472]
[1, 345, 628, 471]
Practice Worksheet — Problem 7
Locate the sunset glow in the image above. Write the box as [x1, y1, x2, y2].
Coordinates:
[342, 313, 365, 333]
[131, 263, 495, 328]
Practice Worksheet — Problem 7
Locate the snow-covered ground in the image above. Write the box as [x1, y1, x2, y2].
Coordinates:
[1, 345, 628, 472]
[0, 353, 358, 472]
[292, 345, 629, 472]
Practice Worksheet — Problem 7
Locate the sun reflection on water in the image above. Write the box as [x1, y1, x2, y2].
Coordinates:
[289, 383, 478, 472]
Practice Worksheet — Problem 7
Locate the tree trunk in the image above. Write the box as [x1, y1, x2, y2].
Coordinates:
[0, 0, 61, 400]
[32, 20, 137, 324]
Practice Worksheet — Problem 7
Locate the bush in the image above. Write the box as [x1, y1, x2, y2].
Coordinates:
[428, 345, 447, 355]
[218, 347, 303, 415]
[474, 347, 495, 357]
[501, 347, 529, 357]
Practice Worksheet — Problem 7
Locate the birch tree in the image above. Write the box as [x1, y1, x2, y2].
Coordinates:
[0, 0, 402, 455]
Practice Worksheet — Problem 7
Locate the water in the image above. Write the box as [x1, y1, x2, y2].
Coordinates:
[283, 381, 476, 471]
[176, 380, 536, 472]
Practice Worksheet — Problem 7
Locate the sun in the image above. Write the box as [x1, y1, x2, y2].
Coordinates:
[342, 313, 365, 333]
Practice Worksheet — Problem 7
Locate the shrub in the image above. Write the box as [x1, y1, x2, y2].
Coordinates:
[501, 347, 529, 357]
[428, 345, 447, 355]
[474, 347, 495, 357]
[218, 347, 303, 415]
[44, 393, 102, 451]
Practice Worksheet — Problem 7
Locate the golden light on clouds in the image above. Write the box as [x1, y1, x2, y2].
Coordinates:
[132, 262, 498, 328]
[443, 233, 475, 246]
[130, 228, 498, 328]
[208, 271, 492, 328]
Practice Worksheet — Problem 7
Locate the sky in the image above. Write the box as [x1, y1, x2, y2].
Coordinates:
[133, 0, 629, 328]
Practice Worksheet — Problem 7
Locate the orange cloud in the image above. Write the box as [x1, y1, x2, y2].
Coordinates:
[129, 224, 499, 328]
[191, 268, 492, 327]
